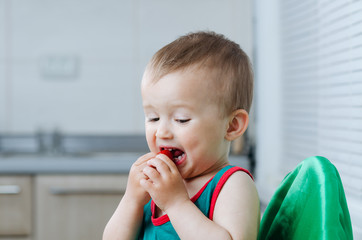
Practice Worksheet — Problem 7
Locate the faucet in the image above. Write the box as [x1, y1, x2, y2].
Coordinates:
[36, 128, 63, 155]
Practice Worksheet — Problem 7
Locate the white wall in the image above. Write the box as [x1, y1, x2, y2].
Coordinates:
[0, 0, 8, 131]
[255, 0, 362, 237]
[254, 0, 284, 202]
[0, 0, 252, 135]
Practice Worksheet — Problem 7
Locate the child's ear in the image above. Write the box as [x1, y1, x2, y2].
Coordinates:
[225, 109, 249, 141]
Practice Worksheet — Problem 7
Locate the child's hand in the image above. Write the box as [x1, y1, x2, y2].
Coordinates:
[124, 152, 156, 206]
[140, 153, 189, 213]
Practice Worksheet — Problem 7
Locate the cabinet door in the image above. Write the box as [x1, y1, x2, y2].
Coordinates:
[0, 176, 32, 237]
[35, 175, 127, 240]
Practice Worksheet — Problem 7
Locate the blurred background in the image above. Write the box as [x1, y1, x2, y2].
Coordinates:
[0, 0, 361, 239]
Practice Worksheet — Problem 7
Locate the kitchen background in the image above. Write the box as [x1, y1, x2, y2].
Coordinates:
[1, 0, 362, 239]
[0, 0, 252, 134]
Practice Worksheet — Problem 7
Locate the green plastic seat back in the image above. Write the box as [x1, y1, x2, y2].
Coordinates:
[258, 156, 353, 240]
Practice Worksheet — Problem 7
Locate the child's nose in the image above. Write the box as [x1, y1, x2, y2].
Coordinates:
[156, 121, 173, 139]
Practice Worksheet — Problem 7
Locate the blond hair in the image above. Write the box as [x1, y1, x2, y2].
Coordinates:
[144, 31, 253, 115]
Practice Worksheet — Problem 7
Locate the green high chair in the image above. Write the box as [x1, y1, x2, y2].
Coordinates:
[258, 156, 353, 239]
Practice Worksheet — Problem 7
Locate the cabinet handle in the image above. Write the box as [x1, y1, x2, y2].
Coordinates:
[0, 185, 21, 195]
[49, 187, 124, 195]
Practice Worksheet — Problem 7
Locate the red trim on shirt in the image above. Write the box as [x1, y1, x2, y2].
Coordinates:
[190, 176, 214, 202]
[151, 175, 215, 226]
[208, 166, 253, 220]
[151, 202, 170, 226]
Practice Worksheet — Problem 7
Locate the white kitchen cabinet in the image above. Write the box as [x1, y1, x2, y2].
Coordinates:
[0, 176, 32, 240]
[34, 174, 127, 240]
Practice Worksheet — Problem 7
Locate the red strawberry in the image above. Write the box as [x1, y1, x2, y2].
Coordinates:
[158, 149, 173, 159]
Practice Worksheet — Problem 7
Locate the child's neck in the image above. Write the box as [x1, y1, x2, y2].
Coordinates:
[183, 162, 229, 199]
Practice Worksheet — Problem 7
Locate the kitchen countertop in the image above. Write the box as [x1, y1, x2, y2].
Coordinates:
[0, 153, 250, 174]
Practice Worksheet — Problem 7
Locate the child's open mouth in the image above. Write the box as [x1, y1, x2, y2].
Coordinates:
[160, 147, 186, 166]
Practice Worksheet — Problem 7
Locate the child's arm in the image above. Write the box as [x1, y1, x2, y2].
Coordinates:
[211, 171, 260, 239]
[103, 153, 155, 240]
[141, 154, 260, 240]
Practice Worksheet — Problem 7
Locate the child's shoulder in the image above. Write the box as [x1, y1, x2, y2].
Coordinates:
[212, 166, 260, 239]
[208, 165, 256, 209]
[214, 165, 256, 199]
[224, 168, 256, 190]
[217, 165, 253, 181]
[208, 165, 254, 191]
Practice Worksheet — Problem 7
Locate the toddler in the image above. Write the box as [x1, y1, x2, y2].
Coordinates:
[103, 31, 260, 240]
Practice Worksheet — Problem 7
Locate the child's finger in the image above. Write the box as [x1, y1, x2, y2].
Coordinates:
[155, 154, 179, 173]
[147, 157, 172, 175]
[134, 152, 157, 167]
[139, 178, 153, 191]
[142, 165, 161, 181]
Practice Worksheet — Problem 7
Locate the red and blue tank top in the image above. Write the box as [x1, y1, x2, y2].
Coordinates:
[138, 165, 253, 239]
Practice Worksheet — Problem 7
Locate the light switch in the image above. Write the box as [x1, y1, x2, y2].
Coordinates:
[39, 55, 79, 80]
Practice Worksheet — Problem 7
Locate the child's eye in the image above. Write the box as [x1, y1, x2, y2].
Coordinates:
[176, 119, 190, 124]
[147, 117, 160, 122]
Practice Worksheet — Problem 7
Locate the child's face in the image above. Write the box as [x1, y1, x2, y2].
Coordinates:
[141, 67, 230, 179]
